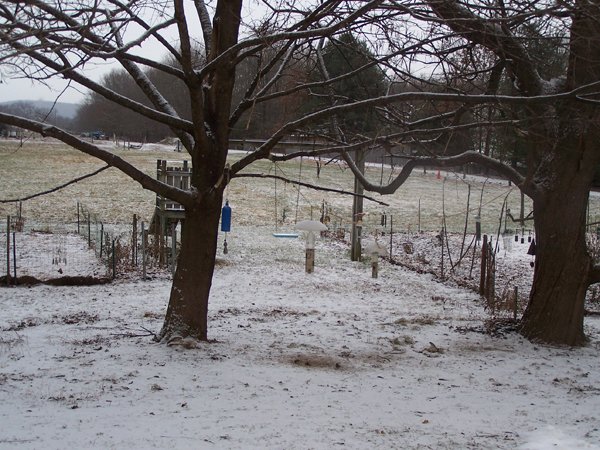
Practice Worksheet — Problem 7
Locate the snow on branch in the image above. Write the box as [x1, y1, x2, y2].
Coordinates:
[199, 0, 384, 78]
[341, 150, 533, 198]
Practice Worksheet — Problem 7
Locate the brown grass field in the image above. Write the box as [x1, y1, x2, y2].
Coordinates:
[1, 137, 598, 235]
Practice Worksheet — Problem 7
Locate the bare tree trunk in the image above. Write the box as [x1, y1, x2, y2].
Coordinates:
[158, 191, 223, 341]
[351, 149, 365, 261]
[520, 138, 595, 345]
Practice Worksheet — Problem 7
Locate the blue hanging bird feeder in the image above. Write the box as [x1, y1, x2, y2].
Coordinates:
[221, 201, 231, 254]
[221, 201, 231, 232]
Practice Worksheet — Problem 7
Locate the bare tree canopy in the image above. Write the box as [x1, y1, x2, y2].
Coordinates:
[1, 0, 600, 345]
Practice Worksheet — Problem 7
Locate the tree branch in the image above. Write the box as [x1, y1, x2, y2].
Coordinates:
[0, 165, 110, 203]
[425, 0, 545, 96]
[193, 0, 213, 56]
[233, 173, 389, 206]
[0, 31, 194, 133]
[229, 86, 585, 177]
[0, 113, 194, 206]
[198, 0, 383, 79]
[340, 150, 535, 198]
[109, 18, 196, 154]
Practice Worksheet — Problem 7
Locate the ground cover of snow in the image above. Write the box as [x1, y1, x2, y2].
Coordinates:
[1, 225, 600, 449]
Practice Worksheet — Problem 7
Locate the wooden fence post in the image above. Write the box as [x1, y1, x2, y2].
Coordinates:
[171, 225, 177, 274]
[440, 227, 445, 279]
[112, 239, 116, 279]
[389, 215, 393, 259]
[485, 241, 494, 302]
[418, 198, 421, 233]
[513, 286, 519, 321]
[100, 222, 104, 258]
[479, 234, 488, 296]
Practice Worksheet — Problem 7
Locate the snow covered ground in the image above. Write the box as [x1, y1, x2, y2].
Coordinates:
[2, 231, 108, 281]
[1, 226, 600, 449]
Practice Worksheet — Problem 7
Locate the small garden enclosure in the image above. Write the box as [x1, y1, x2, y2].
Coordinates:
[150, 159, 190, 265]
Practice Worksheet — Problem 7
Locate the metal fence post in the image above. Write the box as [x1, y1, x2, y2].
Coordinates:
[112, 239, 116, 279]
[6, 216, 10, 286]
[389, 215, 393, 259]
[100, 222, 104, 258]
[132, 214, 137, 266]
[12, 232, 16, 284]
[141, 221, 147, 280]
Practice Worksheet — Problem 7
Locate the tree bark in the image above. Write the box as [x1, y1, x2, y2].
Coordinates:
[521, 193, 590, 345]
[520, 127, 598, 345]
[158, 190, 223, 341]
[518, 1, 600, 345]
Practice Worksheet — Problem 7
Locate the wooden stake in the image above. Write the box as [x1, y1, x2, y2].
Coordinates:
[112, 239, 116, 279]
[6, 216, 10, 286]
[459, 184, 471, 260]
[440, 227, 444, 279]
[479, 235, 488, 295]
[389, 214, 393, 259]
[418, 198, 421, 233]
[371, 254, 378, 278]
[306, 248, 315, 274]
[513, 286, 519, 321]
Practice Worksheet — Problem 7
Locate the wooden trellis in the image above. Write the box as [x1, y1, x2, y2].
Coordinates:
[150, 160, 191, 266]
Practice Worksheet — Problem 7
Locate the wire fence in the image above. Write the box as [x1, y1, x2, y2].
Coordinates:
[1, 202, 175, 285]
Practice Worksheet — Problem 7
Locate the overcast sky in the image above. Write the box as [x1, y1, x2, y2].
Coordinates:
[0, 1, 264, 105]
[0, 77, 90, 104]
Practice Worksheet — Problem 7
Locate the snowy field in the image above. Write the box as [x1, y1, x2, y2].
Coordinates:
[1, 226, 600, 449]
[1, 138, 600, 449]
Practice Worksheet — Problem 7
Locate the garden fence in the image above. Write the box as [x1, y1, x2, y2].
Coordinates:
[1, 202, 171, 285]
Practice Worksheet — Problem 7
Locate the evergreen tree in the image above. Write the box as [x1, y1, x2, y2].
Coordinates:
[314, 33, 387, 138]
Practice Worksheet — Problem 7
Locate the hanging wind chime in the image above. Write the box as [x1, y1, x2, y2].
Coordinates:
[221, 164, 232, 254]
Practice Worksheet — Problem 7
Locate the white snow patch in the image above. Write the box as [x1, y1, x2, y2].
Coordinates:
[1, 225, 599, 449]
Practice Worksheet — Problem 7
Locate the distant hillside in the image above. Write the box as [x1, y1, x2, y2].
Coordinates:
[0, 100, 80, 119]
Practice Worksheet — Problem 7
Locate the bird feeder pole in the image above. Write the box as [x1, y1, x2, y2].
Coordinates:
[371, 251, 379, 278]
[306, 232, 315, 274]
[296, 220, 327, 274]
[366, 240, 388, 279]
